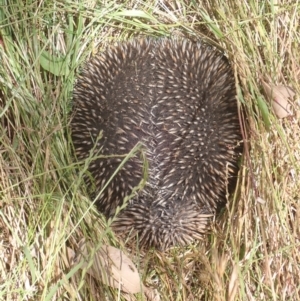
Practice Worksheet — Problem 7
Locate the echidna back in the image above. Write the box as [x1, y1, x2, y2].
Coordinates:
[71, 39, 242, 250]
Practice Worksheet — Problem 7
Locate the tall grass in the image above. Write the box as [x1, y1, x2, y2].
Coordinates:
[0, 0, 299, 300]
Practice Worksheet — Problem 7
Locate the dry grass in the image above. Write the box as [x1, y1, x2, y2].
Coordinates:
[0, 0, 299, 300]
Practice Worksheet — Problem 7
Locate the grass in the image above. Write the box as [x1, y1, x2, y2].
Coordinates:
[0, 0, 299, 300]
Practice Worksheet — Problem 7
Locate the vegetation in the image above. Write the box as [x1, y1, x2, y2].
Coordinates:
[0, 0, 299, 300]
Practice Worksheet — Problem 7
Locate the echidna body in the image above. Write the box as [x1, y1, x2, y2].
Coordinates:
[71, 38, 242, 250]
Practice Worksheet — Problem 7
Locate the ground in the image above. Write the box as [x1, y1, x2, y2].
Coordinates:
[0, 0, 299, 300]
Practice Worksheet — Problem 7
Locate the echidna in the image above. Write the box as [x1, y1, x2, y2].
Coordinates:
[71, 38, 242, 250]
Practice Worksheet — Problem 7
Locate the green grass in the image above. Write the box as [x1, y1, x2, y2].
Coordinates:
[0, 0, 299, 300]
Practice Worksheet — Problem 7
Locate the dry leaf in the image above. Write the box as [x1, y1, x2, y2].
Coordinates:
[73, 241, 160, 300]
[262, 82, 295, 118]
[77, 242, 142, 294]
[144, 287, 160, 301]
